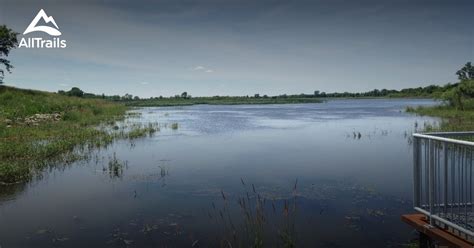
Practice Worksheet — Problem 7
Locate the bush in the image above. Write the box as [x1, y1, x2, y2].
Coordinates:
[67, 87, 84, 97]
[441, 80, 474, 110]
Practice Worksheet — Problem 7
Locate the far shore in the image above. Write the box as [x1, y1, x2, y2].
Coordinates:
[122, 95, 437, 107]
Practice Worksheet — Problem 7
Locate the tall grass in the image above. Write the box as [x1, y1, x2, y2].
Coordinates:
[210, 179, 298, 247]
[0, 86, 130, 183]
[406, 104, 474, 131]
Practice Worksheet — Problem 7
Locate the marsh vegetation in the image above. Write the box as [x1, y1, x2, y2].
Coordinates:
[0, 86, 181, 184]
[406, 78, 474, 131]
[0, 98, 438, 247]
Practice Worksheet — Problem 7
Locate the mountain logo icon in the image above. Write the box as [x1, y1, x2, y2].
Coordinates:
[23, 9, 62, 36]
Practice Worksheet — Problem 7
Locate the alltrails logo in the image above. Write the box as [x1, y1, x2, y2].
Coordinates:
[19, 9, 67, 48]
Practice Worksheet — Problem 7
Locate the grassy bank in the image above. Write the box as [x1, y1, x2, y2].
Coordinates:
[0, 86, 155, 184]
[407, 104, 474, 131]
[406, 79, 474, 131]
[123, 96, 323, 107]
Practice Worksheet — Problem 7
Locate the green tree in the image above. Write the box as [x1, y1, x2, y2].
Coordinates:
[121, 93, 133, 100]
[0, 25, 18, 84]
[456, 62, 474, 81]
[441, 62, 474, 109]
[67, 87, 84, 97]
[181, 91, 188, 98]
[441, 87, 463, 109]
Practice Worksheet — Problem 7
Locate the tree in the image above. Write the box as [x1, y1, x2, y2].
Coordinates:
[122, 93, 133, 100]
[0, 25, 18, 84]
[456, 62, 474, 81]
[67, 87, 84, 97]
[181, 92, 188, 98]
[441, 62, 474, 110]
[441, 87, 463, 109]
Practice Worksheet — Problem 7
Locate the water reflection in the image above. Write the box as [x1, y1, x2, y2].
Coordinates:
[0, 99, 438, 247]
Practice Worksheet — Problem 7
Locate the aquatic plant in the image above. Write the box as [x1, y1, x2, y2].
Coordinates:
[0, 86, 129, 183]
[210, 179, 298, 247]
[126, 123, 158, 139]
[105, 152, 127, 179]
[171, 123, 179, 130]
[0, 87, 165, 184]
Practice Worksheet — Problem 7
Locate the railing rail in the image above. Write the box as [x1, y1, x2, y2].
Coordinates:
[413, 132, 474, 238]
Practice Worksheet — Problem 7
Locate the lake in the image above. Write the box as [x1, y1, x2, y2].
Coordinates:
[0, 99, 440, 247]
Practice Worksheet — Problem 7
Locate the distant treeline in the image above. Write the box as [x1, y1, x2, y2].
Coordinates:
[58, 83, 459, 103]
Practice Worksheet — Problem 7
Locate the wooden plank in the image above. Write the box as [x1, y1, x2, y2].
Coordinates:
[402, 213, 474, 248]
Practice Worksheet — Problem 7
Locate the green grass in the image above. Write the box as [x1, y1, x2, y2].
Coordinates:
[407, 103, 474, 131]
[0, 86, 130, 183]
[123, 97, 323, 107]
[126, 123, 158, 139]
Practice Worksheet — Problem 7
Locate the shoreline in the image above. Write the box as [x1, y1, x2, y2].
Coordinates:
[123, 96, 436, 107]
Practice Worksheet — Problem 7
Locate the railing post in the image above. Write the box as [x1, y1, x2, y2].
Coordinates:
[429, 139, 435, 225]
[443, 142, 448, 215]
[413, 136, 421, 208]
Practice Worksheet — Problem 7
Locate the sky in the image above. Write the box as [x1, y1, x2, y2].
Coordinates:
[0, 0, 472, 97]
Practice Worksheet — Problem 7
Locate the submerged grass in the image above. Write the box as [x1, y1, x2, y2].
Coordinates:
[0, 86, 158, 184]
[210, 179, 298, 247]
[105, 152, 128, 179]
[126, 123, 158, 139]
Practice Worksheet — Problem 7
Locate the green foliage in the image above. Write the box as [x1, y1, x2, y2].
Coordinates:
[407, 104, 474, 132]
[124, 96, 323, 107]
[0, 85, 127, 183]
[96, 82, 462, 107]
[408, 62, 474, 131]
[456, 62, 474, 81]
[439, 80, 474, 110]
[66, 87, 84, 97]
[0, 25, 18, 83]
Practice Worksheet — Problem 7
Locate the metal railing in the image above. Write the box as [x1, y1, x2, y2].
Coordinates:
[413, 132, 474, 239]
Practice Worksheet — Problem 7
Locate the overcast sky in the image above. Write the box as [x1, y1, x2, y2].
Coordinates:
[0, 0, 472, 97]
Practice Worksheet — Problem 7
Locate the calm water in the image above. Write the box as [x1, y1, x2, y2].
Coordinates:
[0, 99, 440, 247]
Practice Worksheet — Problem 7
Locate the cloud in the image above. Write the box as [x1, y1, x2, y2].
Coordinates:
[59, 83, 69, 87]
[140, 81, 149, 85]
[192, 66, 214, 73]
